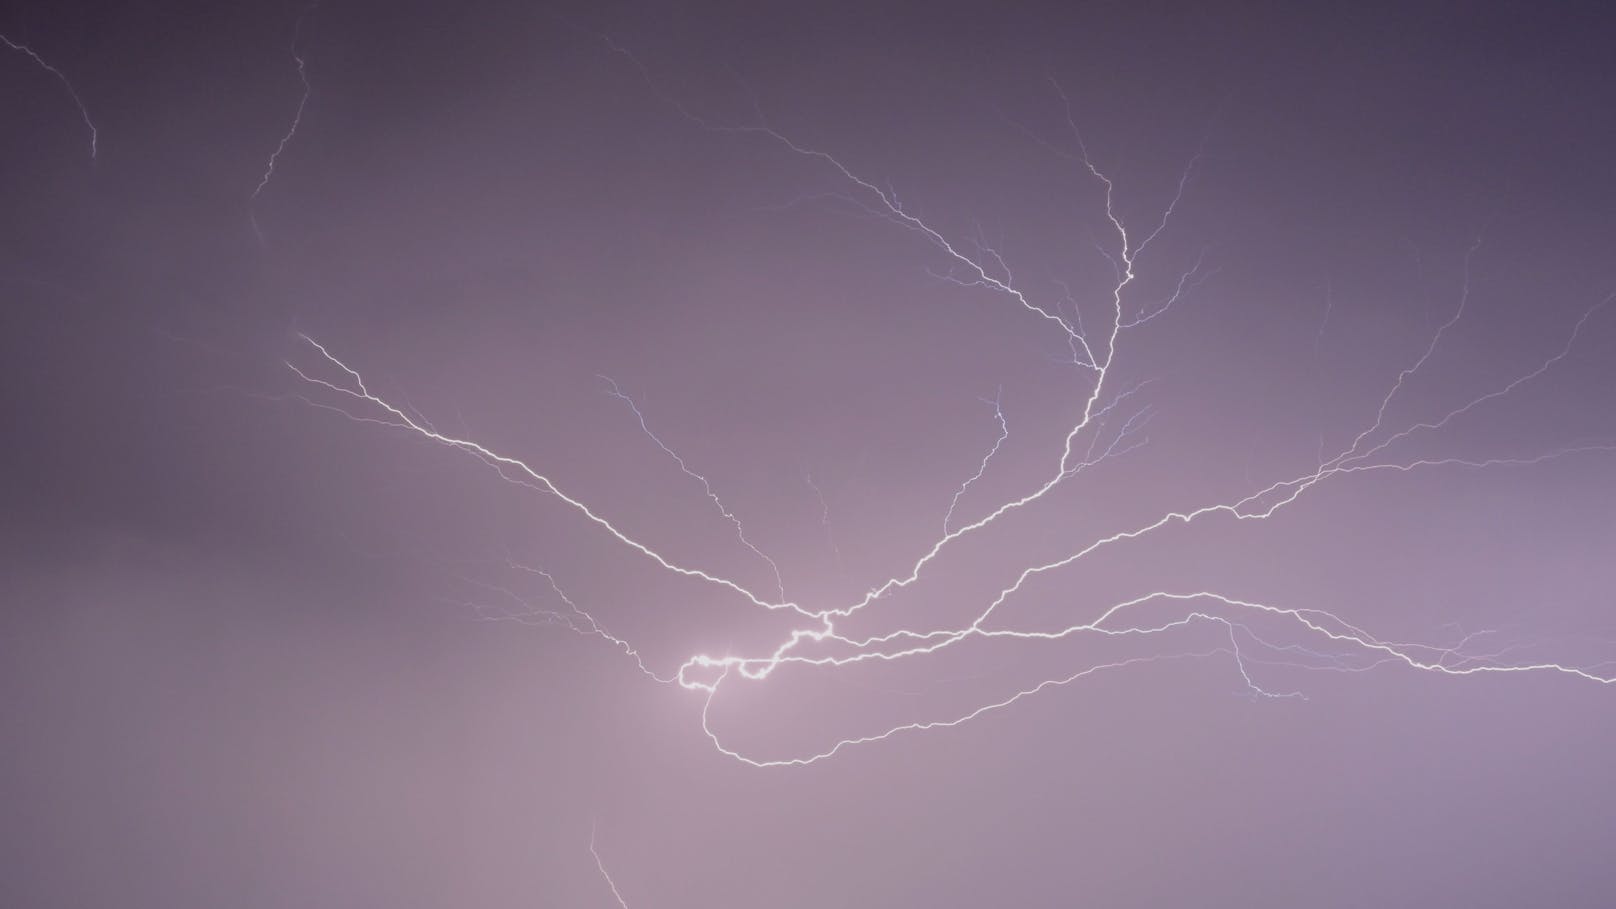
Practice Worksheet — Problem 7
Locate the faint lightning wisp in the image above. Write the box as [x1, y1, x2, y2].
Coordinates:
[252, 5, 319, 208]
[590, 822, 632, 909]
[251, 49, 309, 199]
[943, 388, 1009, 534]
[600, 376, 786, 602]
[1, 32, 97, 161]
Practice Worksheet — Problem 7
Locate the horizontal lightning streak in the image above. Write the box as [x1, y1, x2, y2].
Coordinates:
[288, 267, 1615, 765]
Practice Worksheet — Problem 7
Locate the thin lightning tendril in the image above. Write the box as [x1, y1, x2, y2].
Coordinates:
[943, 388, 1009, 534]
[252, 49, 309, 199]
[1, 32, 97, 160]
[599, 376, 787, 603]
[590, 822, 632, 909]
[252, 4, 319, 209]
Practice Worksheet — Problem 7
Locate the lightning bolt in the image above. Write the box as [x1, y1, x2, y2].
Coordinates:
[590, 822, 632, 909]
[282, 66, 1616, 771]
[250, 2, 318, 241]
[599, 375, 786, 603]
[942, 387, 1008, 534]
[803, 470, 843, 571]
[251, 48, 309, 200]
[1, 31, 97, 161]
[458, 561, 677, 685]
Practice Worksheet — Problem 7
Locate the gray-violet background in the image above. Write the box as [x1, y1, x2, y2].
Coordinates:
[4, 2, 1616, 906]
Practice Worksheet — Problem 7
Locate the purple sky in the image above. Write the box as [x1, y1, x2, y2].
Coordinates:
[5, 2, 1616, 906]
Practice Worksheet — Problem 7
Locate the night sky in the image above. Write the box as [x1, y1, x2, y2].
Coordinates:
[5, 2, 1616, 906]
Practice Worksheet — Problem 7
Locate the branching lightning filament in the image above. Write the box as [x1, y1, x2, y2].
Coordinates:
[286, 108, 1616, 770]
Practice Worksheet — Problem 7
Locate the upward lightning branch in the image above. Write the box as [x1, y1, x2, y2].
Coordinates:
[285, 101, 1616, 769]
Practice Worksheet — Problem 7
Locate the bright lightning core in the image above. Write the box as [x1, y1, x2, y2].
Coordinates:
[284, 103, 1615, 772]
